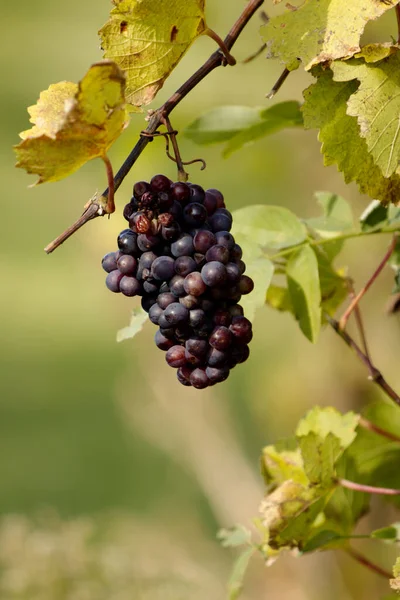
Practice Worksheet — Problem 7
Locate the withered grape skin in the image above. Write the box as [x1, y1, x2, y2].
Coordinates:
[101, 176, 254, 388]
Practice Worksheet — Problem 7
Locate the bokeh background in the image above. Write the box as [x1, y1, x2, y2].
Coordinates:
[1, 1, 400, 598]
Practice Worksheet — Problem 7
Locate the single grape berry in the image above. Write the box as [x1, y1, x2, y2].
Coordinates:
[118, 230, 139, 255]
[106, 270, 124, 293]
[102, 252, 119, 273]
[166, 345, 187, 368]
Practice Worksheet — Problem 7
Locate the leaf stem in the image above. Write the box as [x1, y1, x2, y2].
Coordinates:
[339, 478, 400, 496]
[203, 28, 237, 66]
[358, 416, 400, 443]
[160, 115, 189, 182]
[326, 314, 400, 408]
[339, 234, 398, 331]
[346, 547, 392, 579]
[266, 68, 291, 99]
[347, 280, 371, 362]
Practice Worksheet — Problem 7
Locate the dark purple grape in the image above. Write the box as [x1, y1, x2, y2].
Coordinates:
[155, 330, 175, 351]
[207, 347, 229, 367]
[157, 292, 176, 309]
[177, 368, 192, 386]
[150, 174, 171, 193]
[117, 255, 137, 276]
[205, 244, 230, 264]
[123, 202, 136, 222]
[162, 222, 181, 241]
[209, 326, 233, 351]
[174, 324, 193, 342]
[193, 230, 216, 253]
[133, 181, 150, 199]
[213, 309, 231, 327]
[231, 344, 250, 364]
[226, 262, 241, 284]
[170, 275, 186, 297]
[118, 230, 139, 255]
[151, 256, 175, 281]
[166, 345, 187, 368]
[158, 191, 174, 211]
[174, 256, 198, 277]
[215, 231, 235, 250]
[200, 297, 214, 313]
[229, 304, 244, 317]
[120, 276, 141, 297]
[143, 279, 159, 295]
[203, 191, 218, 216]
[195, 318, 214, 337]
[140, 252, 157, 269]
[201, 262, 227, 287]
[130, 212, 151, 233]
[189, 309, 205, 328]
[106, 270, 123, 293]
[171, 234, 194, 258]
[140, 191, 158, 210]
[149, 303, 164, 325]
[159, 326, 176, 340]
[179, 295, 199, 310]
[186, 338, 208, 357]
[185, 349, 204, 367]
[205, 366, 230, 384]
[169, 200, 183, 220]
[164, 302, 189, 325]
[190, 368, 209, 389]
[184, 272, 207, 296]
[231, 244, 243, 260]
[141, 296, 157, 312]
[158, 314, 171, 329]
[194, 253, 206, 268]
[183, 203, 207, 227]
[102, 252, 119, 273]
[230, 316, 253, 343]
[236, 260, 246, 274]
[137, 233, 160, 252]
[189, 184, 205, 204]
[238, 275, 254, 294]
[171, 182, 191, 204]
[206, 188, 225, 208]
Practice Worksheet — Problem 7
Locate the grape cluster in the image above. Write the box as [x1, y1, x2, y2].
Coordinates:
[101, 175, 254, 388]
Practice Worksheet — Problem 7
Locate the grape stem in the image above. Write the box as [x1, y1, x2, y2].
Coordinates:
[326, 314, 400, 408]
[266, 68, 291, 99]
[359, 416, 400, 443]
[43, 0, 264, 253]
[160, 114, 189, 182]
[346, 547, 392, 579]
[339, 478, 400, 496]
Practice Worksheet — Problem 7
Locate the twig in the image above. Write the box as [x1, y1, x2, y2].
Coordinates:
[160, 115, 189, 182]
[44, 202, 100, 254]
[45, 0, 264, 253]
[326, 315, 400, 408]
[266, 68, 291, 99]
[346, 548, 392, 579]
[339, 235, 398, 330]
[339, 478, 400, 496]
[347, 280, 371, 362]
[359, 416, 400, 443]
[243, 43, 267, 64]
[102, 154, 115, 214]
[203, 28, 236, 66]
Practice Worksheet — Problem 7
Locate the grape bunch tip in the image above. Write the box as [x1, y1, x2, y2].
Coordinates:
[101, 174, 254, 389]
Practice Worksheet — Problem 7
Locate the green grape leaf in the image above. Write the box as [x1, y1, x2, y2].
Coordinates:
[302, 67, 400, 205]
[372, 524, 400, 541]
[301, 530, 342, 553]
[15, 62, 128, 184]
[391, 557, 400, 592]
[360, 200, 389, 232]
[218, 526, 252, 548]
[232, 205, 307, 251]
[315, 250, 348, 317]
[117, 307, 148, 342]
[241, 257, 274, 322]
[184, 106, 263, 145]
[223, 101, 303, 157]
[296, 407, 359, 486]
[99, 0, 206, 108]
[332, 53, 400, 177]
[227, 547, 254, 600]
[306, 191, 354, 238]
[389, 239, 400, 270]
[261, 0, 399, 70]
[266, 285, 293, 313]
[286, 245, 321, 343]
[261, 444, 308, 488]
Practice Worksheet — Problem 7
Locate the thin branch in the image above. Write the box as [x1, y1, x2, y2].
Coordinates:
[347, 280, 371, 362]
[359, 416, 400, 443]
[44, 0, 264, 253]
[339, 478, 400, 496]
[326, 314, 400, 408]
[102, 154, 115, 214]
[339, 234, 398, 330]
[243, 43, 267, 64]
[266, 68, 291, 99]
[44, 202, 100, 254]
[203, 28, 236, 66]
[160, 115, 189, 182]
[346, 548, 392, 580]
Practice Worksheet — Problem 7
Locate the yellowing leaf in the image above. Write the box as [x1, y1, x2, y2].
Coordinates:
[99, 0, 206, 108]
[332, 52, 400, 177]
[15, 62, 128, 185]
[261, 0, 399, 70]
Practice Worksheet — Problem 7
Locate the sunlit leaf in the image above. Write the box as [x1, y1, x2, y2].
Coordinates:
[117, 307, 148, 342]
[218, 526, 252, 548]
[184, 106, 263, 145]
[15, 62, 128, 184]
[99, 0, 206, 107]
[306, 191, 354, 238]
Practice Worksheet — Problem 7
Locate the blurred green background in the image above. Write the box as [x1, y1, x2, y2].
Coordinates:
[2, 1, 400, 598]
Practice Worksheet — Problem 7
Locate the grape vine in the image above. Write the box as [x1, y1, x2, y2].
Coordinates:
[14, 0, 400, 597]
